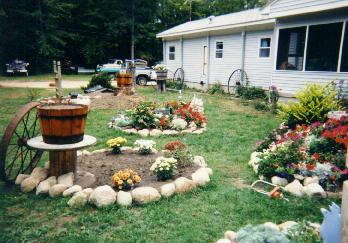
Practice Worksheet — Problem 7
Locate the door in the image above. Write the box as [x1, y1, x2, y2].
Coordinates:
[203, 45, 208, 75]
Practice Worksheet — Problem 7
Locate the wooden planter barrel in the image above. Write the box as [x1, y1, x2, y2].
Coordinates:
[156, 70, 168, 81]
[37, 104, 88, 144]
[116, 73, 133, 87]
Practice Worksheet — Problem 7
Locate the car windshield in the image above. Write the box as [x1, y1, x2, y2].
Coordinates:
[107, 59, 116, 64]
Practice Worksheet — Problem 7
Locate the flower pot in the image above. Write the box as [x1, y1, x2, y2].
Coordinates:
[156, 70, 168, 81]
[116, 73, 133, 87]
[37, 104, 88, 144]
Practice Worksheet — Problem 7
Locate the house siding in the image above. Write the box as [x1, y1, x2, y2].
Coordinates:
[244, 30, 274, 89]
[270, 0, 345, 14]
[165, 39, 182, 77]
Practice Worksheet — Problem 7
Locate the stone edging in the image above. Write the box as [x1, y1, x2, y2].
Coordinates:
[15, 149, 213, 209]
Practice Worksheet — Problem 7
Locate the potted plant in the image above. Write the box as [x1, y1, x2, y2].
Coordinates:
[154, 64, 168, 92]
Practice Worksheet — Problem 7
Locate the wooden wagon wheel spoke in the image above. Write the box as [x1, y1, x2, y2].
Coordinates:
[0, 102, 44, 183]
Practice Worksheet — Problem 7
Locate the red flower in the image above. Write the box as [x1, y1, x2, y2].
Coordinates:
[306, 164, 315, 171]
[312, 153, 320, 160]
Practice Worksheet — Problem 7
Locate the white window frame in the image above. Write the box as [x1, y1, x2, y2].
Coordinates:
[169, 46, 175, 61]
[215, 41, 223, 59]
[275, 19, 348, 73]
[259, 37, 272, 58]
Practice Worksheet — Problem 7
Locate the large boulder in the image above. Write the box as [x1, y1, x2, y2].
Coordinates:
[191, 170, 210, 186]
[271, 176, 288, 186]
[74, 171, 96, 188]
[116, 191, 132, 206]
[49, 184, 69, 197]
[174, 177, 196, 193]
[57, 172, 74, 187]
[224, 231, 237, 242]
[63, 185, 82, 197]
[81, 188, 94, 199]
[303, 176, 319, 186]
[89, 185, 117, 207]
[131, 187, 161, 204]
[303, 183, 327, 198]
[30, 167, 48, 181]
[68, 191, 89, 207]
[195, 167, 213, 176]
[284, 180, 304, 197]
[36, 177, 57, 195]
[160, 183, 176, 198]
[193, 156, 207, 167]
[21, 177, 40, 193]
[15, 174, 30, 185]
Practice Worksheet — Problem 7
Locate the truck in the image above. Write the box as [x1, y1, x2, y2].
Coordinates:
[120, 59, 156, 86]
[96, 59, 123, 73]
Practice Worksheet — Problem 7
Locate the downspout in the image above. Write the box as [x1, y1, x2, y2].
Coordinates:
[163, 39, 166, 65]
[207, 33, 211, 88]
[241, 30, 246, 71]
[181, 37, 183, 69]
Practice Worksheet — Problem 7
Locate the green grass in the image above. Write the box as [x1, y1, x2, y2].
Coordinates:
[0, 73, 93, 82]
[0, 87, 335, 242]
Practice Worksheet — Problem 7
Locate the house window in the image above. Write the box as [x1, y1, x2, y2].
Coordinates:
[276, 27, 306, 70]
[306, 22, 343, 72]
[259, 38, 271, 58]
[216, 42, 223, 58]
[169, 46, 175, 60]
[341, 24, 348, 72]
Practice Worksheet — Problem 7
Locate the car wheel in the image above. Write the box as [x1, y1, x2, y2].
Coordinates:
[137, 76, 148, 86]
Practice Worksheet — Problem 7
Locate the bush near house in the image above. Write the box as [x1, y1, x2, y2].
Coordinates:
[207, 82, 225, 95]
[86, 72, 113, 89]
[236, 86, 267, 100]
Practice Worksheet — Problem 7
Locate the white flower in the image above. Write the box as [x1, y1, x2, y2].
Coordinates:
[171, 118, 187, 131]
[134, 139, 156, 154]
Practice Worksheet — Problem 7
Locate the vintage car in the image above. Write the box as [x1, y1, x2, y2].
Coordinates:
[96, 59, 123, 73]
[6, 59, 29, 76]
[120, 59, 156, 86]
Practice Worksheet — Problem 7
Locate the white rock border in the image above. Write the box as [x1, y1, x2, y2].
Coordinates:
[15, 150, 213, 209]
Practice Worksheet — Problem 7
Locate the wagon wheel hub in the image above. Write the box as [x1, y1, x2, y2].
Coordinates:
[17, 137, 28, 147]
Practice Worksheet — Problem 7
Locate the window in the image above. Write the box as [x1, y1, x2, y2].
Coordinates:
[216, 42, 223, 58]
[259, 38, 271, 58]
[340, 24, 348, 72]
[276, 27, 306, 70]
[306, 22, 343, 71]
[169, 46, 175, 60]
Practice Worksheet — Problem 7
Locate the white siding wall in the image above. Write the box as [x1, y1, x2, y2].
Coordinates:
[270, 0, 344, 14]
[165, 40, 182, 76]
[244, 30, 274, 89]
[182, 37, 207, 83]
[209, 34, 242, 85]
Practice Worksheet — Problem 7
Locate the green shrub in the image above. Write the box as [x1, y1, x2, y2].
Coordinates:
[279, 83, 342, 128]
[166, 79, 187, 90]
[253, 100, 270, 111]
[126, 102, 157, 129]
[287, 221, 322, 243]
[87, 72, 113, 89]
[236, 86, 267, 100]
[236, 225, 290, 243]
[170, 148, 193, 167]
[208, 82, 225, 95]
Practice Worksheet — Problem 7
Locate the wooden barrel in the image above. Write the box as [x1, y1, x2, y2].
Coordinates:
[116, 73, 133, 87]
[37, 104, 88, 144]
[156, 70, 168, 81]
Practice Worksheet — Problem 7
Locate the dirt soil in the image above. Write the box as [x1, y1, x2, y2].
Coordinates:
[76, 150, 199, 190]
[88, 91, 144, 110]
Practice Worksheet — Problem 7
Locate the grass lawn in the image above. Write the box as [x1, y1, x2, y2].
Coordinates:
[0, 87, 335, 242]
[0, 73, 93, 82]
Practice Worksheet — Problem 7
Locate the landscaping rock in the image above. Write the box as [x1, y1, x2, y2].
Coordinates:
[303, 176, 319, 186]
[284, 180, 304, 197]
[131, 187, 161, 204]
[138, 129, 149, 137]
[81, 188, 94, 199]
[89, 185, 117, 207]
[303, 183, 327, 198]
[57, 172, 74, 187]
[63, 185, 82, 197]
[192, 129, 203, 134]
[15, 174, 29, 185]
[188, 121, 197, 130]
[74, 171, 96, 188]
[124, 128, 138, 135]
[36, 180, 51, 195]
[294, 174, 304, 181]
[30, 167, 48, 181]
[117, 191, 132, 206]
[91, 149, 106, 154]
[181, 129, 193, 134]
[278, 221, 298, 233]
[21, 177, 40, 192]
[264, 222, 280, 231]
[271, 176, 288, 186]
[162, 130, 178, 136]
[174, 177, 196, 193]
[191, 170, 210, 186]
[196, 167, 213, 176]
[49, 184, 69, 197]
[160, 183, 176, 198]
[193, 156, 207, 167]
[81, 150, 91, 156]
[68, 191, 88, 207]
[216, 239, 231, 243]
[224, 231, 237, 241]
[149, 129, 162, 137]
[45, 176, 57, 186]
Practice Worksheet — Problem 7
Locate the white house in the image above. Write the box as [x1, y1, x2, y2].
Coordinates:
[157, 0, 348, 96]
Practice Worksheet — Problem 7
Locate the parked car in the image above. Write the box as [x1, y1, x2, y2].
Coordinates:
[96, 59, 123, 73]
[6, 59, 29, 76]
[121, 59, 156, 86]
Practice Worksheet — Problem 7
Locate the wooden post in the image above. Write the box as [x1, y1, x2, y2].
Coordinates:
[341, 180, 348, 242]
[48, 150, 77, 177]
[53, 60, 62, 101]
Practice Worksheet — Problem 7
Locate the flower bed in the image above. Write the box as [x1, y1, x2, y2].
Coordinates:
[108, 97, 207, 136]
[249, 116, 348, 197]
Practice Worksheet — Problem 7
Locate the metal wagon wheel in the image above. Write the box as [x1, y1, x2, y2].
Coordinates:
[172, 68, 185, 90]
[0, 102, 43, 183]
[227, 69, 248, 95]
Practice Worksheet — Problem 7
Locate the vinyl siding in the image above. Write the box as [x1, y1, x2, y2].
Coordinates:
[182, 37, 207, 83]
[209, 34, 242, 85]
[165, 40, 182, 76]
[244, 30, 274, 89]
[270, 0, 345, 14]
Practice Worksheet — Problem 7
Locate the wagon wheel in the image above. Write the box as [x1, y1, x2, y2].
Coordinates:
[0, 102, 43, 183]
[173, 68, 185, 90]
[227, 69, 248, 95]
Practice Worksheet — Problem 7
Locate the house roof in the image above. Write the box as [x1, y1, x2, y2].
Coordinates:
[157, 8, 275, 39]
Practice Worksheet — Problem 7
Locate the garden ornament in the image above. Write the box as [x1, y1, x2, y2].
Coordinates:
[250, 180, 289, 202]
